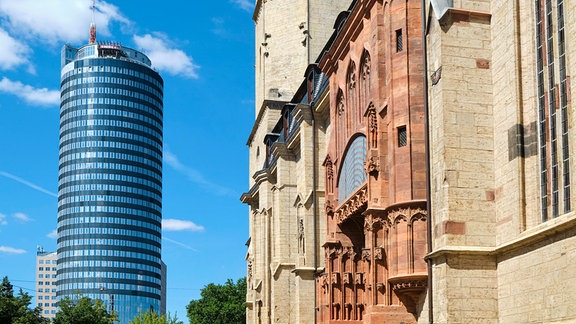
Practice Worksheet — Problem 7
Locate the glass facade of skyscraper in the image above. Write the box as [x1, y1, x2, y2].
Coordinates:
[58, 43, 164, 324]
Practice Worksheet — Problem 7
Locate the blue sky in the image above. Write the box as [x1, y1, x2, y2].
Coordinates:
[0, 0, 254, 320]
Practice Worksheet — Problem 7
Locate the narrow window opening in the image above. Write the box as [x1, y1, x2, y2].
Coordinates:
[398, 126, 407, 147]
[396, 29, 403, 52]
[307, 72, 314, 104]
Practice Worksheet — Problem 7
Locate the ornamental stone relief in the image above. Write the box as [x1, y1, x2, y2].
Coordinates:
[390, 278, 427, 292]
[367, 104, 377, 148]
[335, 185, 367, 224]
[386, 206, 427, 225]
[354, 272, 365, 285]
[319, 274, 329, 294]
[365, 156, 379, 176]
[361, 248, 371, 261]
[373, 247, 385, 261]
[337, 92, 345, 116]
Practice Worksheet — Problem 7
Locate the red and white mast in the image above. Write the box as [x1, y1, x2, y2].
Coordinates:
[89, 0, 96, 43]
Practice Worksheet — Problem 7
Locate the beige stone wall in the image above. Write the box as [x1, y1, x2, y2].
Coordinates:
[432, 255, 498, 324]
[254, 0, 350, 116]
[498, 223, 576, 323]
[246, 1, 349, 323]
[427, 0, 576, 323]
[427, 1, 498, 323]
[427, 4, 496, 251]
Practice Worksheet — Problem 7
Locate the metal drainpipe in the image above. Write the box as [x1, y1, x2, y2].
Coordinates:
[420, 0, 434, 323]
[310, 103, 318, 324]
[307, 2, 319, 324]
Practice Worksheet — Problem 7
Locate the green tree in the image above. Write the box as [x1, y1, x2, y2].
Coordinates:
[187, 277, 246, 324]
[0, 276, 49, 324]
[129, 309, 183, 324]
[53, 295, 118, 324]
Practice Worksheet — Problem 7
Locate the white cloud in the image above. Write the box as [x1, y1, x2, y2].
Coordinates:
[0, 246, 26, 254]
[0, 28, 32, 71]
[12, 212, 32, 223]
[162, 219, 204, 232]
[231, 0, 255, 12]
[47, 229, 58, 239]
[0, 0, 129, 44]
[133, 33, 199, 78]
[0, 78, 59, 107]
[163, 149, 237, 197]
[0, 213, 7, 225]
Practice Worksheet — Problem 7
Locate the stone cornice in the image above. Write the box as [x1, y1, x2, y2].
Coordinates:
[291, 266, 324, 275]
[253, 168, 273, 186]
[253, 0, 263, 21]
[271, 263, 296, 277]
[427, 211, 576, 260]
[293, 103, 313, 124]
[246, 100, 286, 146]
[240, 183, 259, 206]
[270, 141, 290, 158]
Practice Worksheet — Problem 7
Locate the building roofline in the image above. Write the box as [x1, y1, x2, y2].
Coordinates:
[253, 0, 263, 21]
[246, 99, 287, 145]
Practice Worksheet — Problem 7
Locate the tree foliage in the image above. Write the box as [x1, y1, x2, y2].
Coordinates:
[129, 309, 183, 324]
[0, 276, 49, 324]
[53, 295, 118, 324]
[187, 277, 246, 324]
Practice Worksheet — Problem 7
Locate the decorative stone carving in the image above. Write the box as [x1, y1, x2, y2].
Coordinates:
[247, 259, 253, 283]
[325, 155, 334, 194]
[390, 278, 428, 292]
[319, 274, 329, 294]
[298, 218, 305, 254]
[364, 216, 374, 233]
[367, 104, 377, 148]
[343, 272, 352, 285]
[387, 205, 427, 226]
[325, 200, 334, 216]
[362, 55, 371, 80]
[337, 91, 345, 116]
[335, 185, 368, 225]
[374, 247, 385, 261]
[348, 62, 357, 90]
[365, 156, 379, 176]
[344, 246, 355, 258]
[355, 272, 365, 285]
[361, 248, 371, 261]
[331, 272, 340, 284]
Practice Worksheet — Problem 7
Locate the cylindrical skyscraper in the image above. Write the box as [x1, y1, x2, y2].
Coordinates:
[57, 40, 164, 323]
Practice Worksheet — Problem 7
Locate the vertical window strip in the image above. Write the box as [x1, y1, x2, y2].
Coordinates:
[535, 0, 549, 221]
[557, 0, 571, 213]
[545, 0, 559, 217]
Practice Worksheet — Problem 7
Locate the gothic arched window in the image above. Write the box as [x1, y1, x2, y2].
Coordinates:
[338, 135, 367, 203]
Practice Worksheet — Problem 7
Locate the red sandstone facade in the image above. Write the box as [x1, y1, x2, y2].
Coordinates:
[316, 0, 427, 322]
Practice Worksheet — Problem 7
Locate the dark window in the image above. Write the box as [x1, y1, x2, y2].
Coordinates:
[396, 29, 403, 52]
[398, 126, 407, 147]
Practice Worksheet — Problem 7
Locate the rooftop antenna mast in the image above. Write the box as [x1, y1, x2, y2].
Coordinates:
[89, 0, 96, 43]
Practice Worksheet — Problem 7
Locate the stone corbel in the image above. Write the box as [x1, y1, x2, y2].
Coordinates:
[361, 248, 371, 261]
[365, 156, 380, 176]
